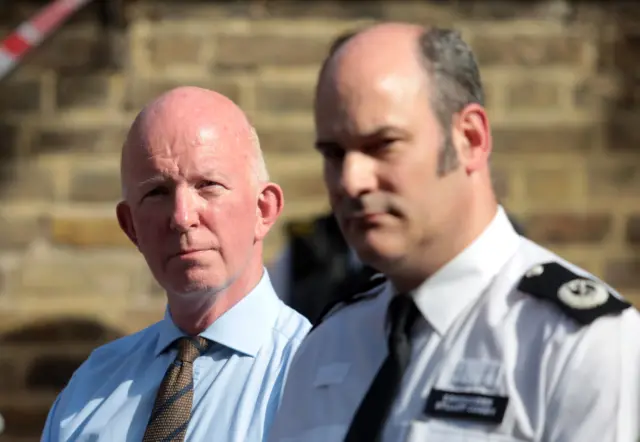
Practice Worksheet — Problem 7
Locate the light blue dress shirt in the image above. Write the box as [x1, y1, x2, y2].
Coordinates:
[40, 270, 311, 442]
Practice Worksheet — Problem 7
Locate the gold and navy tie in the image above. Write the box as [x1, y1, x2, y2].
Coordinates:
[142, 336, 211, 442]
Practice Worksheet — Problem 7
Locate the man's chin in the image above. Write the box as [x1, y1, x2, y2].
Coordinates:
[351, 233, 404, 267]
[164, 276, 229, 299]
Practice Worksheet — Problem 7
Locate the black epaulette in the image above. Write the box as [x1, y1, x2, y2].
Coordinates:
[310, 266, 387, 332]
[517, 261, 632, 325]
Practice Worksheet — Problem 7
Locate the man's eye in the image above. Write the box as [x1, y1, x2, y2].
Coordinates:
[366, 139, 396, 153]
[197, 180, 221, 189]
[320, 146, 345, 161]
[142, 186, 168, 200]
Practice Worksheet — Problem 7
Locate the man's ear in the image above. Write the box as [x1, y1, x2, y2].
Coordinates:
[452, 103, 492, 174]
[255, 182, 284, 242]
[116, 201, 139, 247]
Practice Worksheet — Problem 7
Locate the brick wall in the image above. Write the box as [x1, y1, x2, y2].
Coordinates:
[0, 0, 638, 439]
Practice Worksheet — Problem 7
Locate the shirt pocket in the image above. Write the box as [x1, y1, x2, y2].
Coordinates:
[406, 421, 528, 442]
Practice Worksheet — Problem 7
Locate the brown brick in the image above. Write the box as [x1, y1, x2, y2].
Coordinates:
[147, 33, 205, 67]
[588, 162, 640, 196]
[0, 357, 23, 392]
[523, 168, 575, 206]
[505, 79, 561, 111]
[472, 35, 586, 67]
[604, 258, 640, 290]
[147, 277, 166, 298]
[26, 26, 108, 72]
[263, 1, 383, 19]
[0, 212, 45, 249]
[10, 252, 144, 298]
[524, 213, 612, 244]
[605, 117, 640, 151]
[599, 34, 640, 73]
[1, 0, 102, 25]
[611, 4, 640, 34]
[1, 318, 122, 344]
[0, 403, 51, 437]
[214, 34, 330, 70]
[0, 2, 41, 23]
[69, 165, 122, 202]
[458, 1, 576, 21]
[31, 128, 125, 155]
[573, 76, 621, 110]
[611, 81, 640, 112]
[627, 292, 640, 309]
[256, 126, 315, 154]
[491, 166, 510, 201]
[56, 75, 111, 109]
[625, 215, 640, 244]
[0, 162, 58, 201]
[124, 79, 241, 111]
[279, 174, 326, 200]
[0, 79, 41, 114]
[381, 2, 456, 23]
[0, 123, 17, 160]
[256, 82, 315, 114]
[130, 1, 254, 21]
[26, 353, 89, 392]
[49, 213, 131, 248]
[120, 309, 165, 334]
[492, 125, 599, 152]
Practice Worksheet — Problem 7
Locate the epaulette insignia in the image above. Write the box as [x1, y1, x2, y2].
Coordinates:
[517, 261, 631, 325]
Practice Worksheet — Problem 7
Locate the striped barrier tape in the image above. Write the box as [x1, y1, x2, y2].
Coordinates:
[0, 0, 94, 80]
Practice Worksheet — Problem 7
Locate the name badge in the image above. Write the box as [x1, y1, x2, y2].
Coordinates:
[424, 389, 509, 424]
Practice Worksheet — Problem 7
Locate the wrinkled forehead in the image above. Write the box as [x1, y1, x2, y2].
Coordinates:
[122, 111, 252, 179]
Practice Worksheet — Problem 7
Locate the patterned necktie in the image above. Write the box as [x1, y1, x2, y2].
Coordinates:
[142, 336, 212, 442]
[344, 294, 420, 442]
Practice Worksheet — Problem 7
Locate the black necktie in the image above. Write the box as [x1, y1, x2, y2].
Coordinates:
[344, 293, 420, 442]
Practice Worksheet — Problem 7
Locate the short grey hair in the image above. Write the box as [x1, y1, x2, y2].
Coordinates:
[249, 126, 269, 184]
[319, 26, 486, 177]
[417, 28, 485, 175]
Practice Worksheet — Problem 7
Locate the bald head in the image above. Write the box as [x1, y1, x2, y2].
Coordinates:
[121, 86, 268, 198]
[318, 23, 484, 134]
[328, 22, 424, 71]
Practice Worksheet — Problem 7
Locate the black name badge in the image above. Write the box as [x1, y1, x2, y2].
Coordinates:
[424, 389, 509, 424]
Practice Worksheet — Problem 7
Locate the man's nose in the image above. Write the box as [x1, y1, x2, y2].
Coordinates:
[339, 151, 377, 197]
[170, 187, 200, 232]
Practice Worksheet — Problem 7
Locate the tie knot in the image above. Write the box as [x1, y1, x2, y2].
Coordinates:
[174, 337, 211, 363]
[387, 294, 419, 337]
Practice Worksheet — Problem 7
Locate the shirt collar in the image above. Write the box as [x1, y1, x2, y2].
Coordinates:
[154, 269, 282, 358]
[409, 205, 521, 336]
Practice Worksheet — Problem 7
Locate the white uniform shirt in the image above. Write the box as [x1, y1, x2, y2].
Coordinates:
[268, 206, 640, 442]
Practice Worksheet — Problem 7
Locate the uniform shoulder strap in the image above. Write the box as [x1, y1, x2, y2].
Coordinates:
[310, 266, 387, 331]
[517, 261, 632, 325]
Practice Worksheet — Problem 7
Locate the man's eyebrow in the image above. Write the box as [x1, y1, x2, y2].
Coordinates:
[314, 126, 408, 149]
[136, 175, 167, 190]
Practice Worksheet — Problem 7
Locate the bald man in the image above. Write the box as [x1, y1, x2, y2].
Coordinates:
[40, 87, 311, 442]
[267, 24, 640, 442]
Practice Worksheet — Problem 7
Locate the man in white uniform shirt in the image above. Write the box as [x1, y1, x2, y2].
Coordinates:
[267, 22, 640, 442]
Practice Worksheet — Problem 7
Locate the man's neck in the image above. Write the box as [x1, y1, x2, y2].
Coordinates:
[388, 200, 498, 294]
[168, 256, 265, 335]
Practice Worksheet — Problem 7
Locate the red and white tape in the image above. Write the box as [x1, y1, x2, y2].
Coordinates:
[0, 0, 94, 80]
